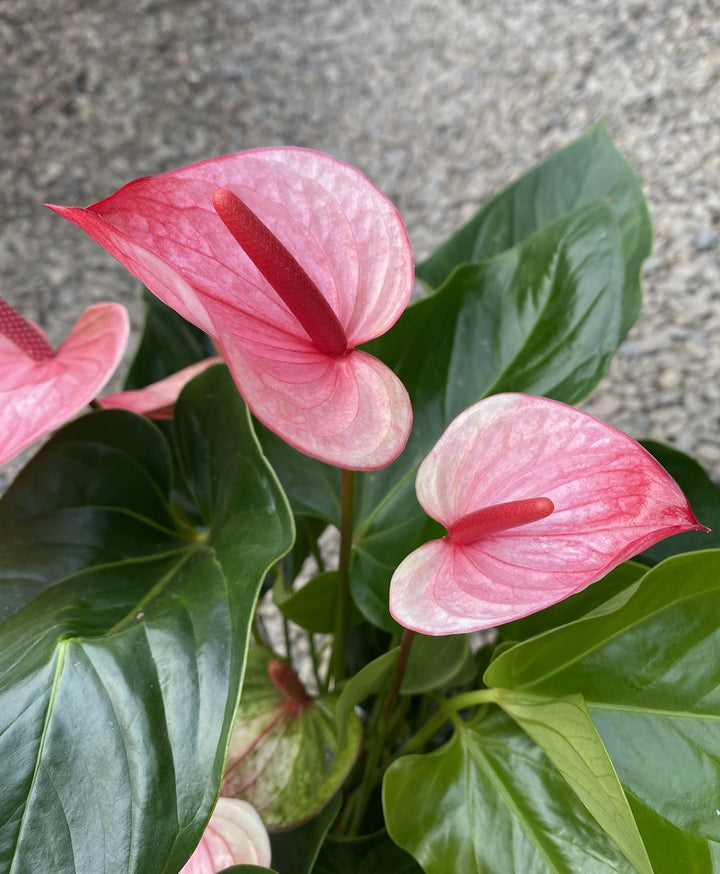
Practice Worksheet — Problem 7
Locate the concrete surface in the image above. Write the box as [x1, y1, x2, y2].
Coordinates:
[2, 0, 719, 488]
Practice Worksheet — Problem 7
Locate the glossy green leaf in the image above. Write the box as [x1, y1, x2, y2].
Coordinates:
[402, 632, 472, 694]
[372, 200, 625, 415]
[417, 122, 650, 336]
[314, 829, 423, 874]
[499, 560, 648, 642]
[0, 365, 294, 874]
[638, 441, 720, 563]
[335, 633, 472, 743]
[223, 647, 361, 830]
[628, 793, 720, 874]
[485, 550, 720, 842]
[275, 571, 362, 634]
[0, 411, 184, 621]
[268, 792, 341, 874]
[496, 690, 652, 874]
[336, 649, 396, 742]
[124, 286, 216, 389]
[384, 710, 636, 873]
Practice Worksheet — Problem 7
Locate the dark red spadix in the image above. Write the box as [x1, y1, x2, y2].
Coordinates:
[446, 497, 554, 544]
[267, 658, 313, 712]
[212, 188, 348, 357]
[0, 297, 54, 361]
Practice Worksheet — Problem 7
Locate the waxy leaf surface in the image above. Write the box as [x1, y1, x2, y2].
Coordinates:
[416, 122, 650, 336]
[485, 550, 720, 842]
[383, 710, 636, 873]
[496, 690, 651, 874]
[0, 365, 293, 874]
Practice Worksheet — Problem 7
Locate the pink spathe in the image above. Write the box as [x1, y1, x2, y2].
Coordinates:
[99, 357, 222, 419]
[0, 299, 129, 466]
[49, 148, 414, 470]
[389, 393, 708, 635]
[179, 797, 271, 874]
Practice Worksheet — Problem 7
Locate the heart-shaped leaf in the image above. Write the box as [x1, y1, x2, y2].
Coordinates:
[496, 690, 652, 874]
[0, 364, 293, 874]
[416, 121, 650, 337]
[384, 710, 637, 873]
[485, 550, 720, 842]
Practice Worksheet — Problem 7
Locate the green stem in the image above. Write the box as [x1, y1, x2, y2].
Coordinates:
[308, 631, 324, 694]
[345, 631, 416, 836]
[381, 629, 416, 724]
[331, 468, 355, 685]
[397, 688, 499, 757]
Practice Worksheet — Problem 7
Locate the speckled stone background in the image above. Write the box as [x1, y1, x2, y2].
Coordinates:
[2, 0, 719, 490]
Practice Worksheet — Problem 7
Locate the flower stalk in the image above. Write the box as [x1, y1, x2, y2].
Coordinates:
[331, 468, 355, 685]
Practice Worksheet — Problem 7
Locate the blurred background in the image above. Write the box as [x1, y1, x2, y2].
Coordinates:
[2, 0, 719, 487]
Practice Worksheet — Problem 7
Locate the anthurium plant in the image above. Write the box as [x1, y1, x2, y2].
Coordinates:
[1, 123, 719, 874]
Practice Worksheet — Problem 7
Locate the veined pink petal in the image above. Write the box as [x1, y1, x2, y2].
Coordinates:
[48, 149, 414, 468]
[0, 302, 129, 465]
[221, 338, 411, 469]
[98, 356, 222, 419]
[389, 394, 707, 635]
[179, 797, 271, 874]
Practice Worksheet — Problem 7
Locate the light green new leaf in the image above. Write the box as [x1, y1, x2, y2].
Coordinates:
[384, 710, 636, 873]
[496, 690, 652, 874]
[485, 550, 720, 843]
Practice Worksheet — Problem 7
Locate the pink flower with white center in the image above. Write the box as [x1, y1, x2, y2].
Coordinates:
[0, 297, 129, 466]
[179, 797, 271, 874]
[389, 393, 707, 635]
[48, 148, 414, 470]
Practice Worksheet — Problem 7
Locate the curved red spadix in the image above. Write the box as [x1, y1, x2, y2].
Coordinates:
[48, 148, 414, 470]
[389, 393, 708, 635]
[0, 300, 129, 466]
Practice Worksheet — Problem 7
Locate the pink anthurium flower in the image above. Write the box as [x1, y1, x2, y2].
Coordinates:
[48, 148, 414, 469]
[98, 356, 222, 419]
[179, 797, 271, 874]
[0, 297, 129, 466]
[389, 393, 708, 635]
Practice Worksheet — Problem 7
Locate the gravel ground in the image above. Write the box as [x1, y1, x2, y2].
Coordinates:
[2, 0, 719, 489]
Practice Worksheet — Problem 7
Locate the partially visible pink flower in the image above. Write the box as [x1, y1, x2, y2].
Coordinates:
[98, 356, 222, 419]
[180, 797, 271, 874]
[48, 148, 414, 469]
[0, 297, 129, 466]
[390, 393, 707, 635]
